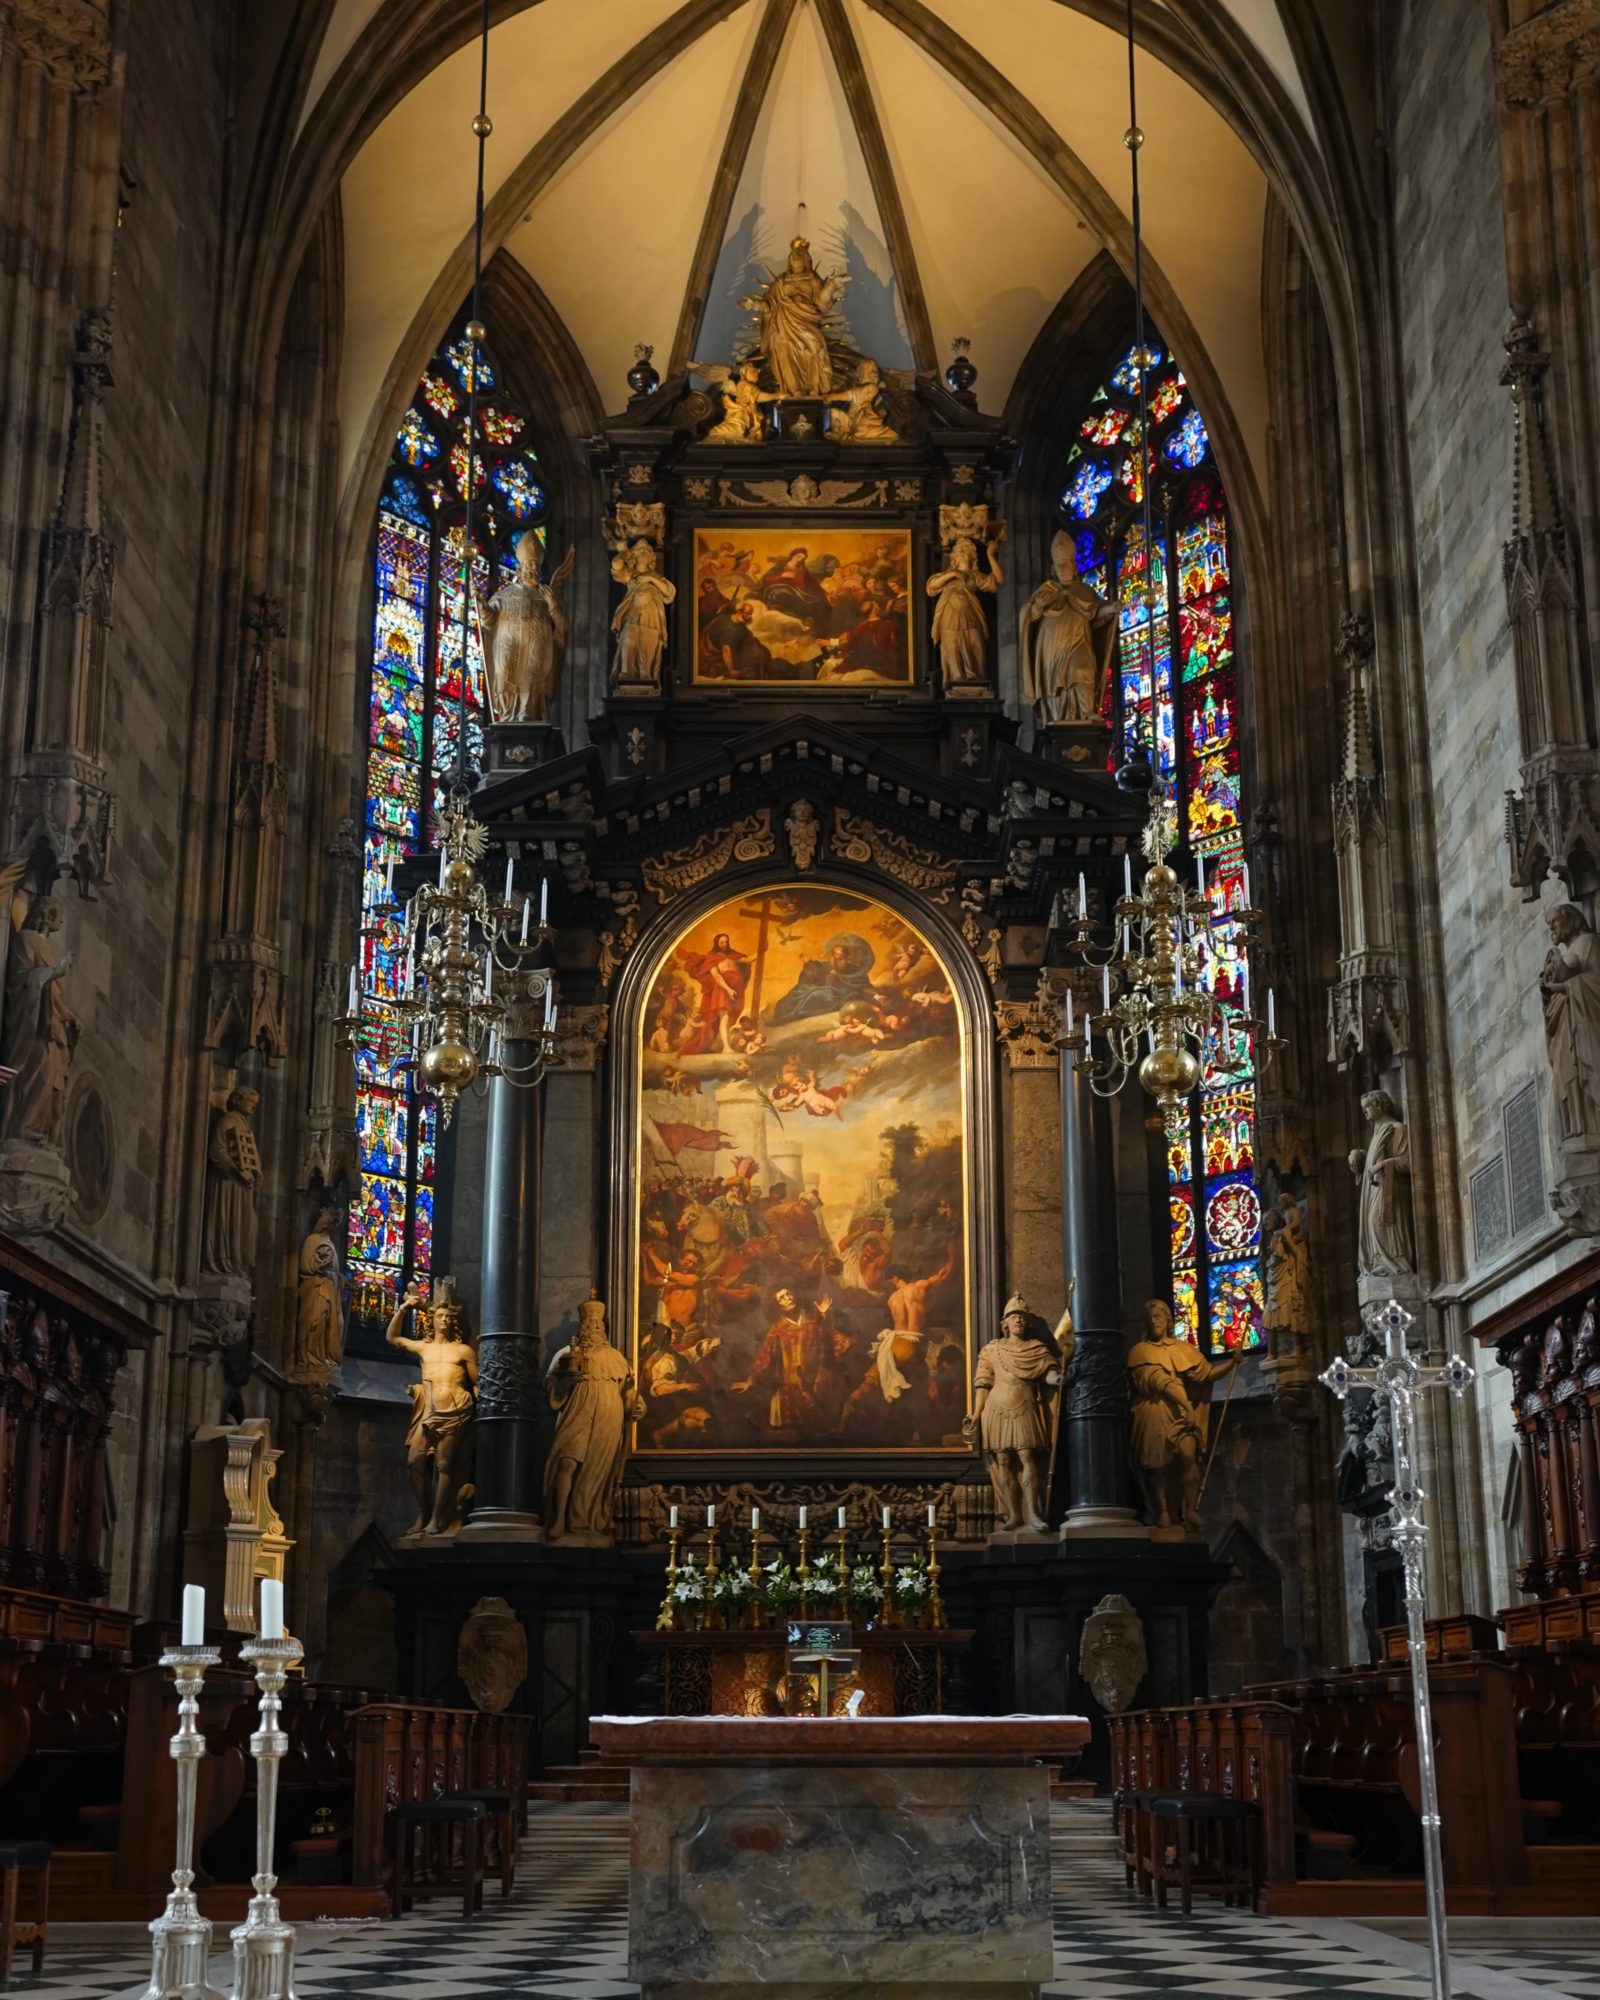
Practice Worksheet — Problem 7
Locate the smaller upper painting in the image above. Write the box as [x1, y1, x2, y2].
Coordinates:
[692, 527, 913, 689]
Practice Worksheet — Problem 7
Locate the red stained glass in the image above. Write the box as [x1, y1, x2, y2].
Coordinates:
[1171, 1192, 1196, 1261]
[1081, 408, 1131, 446]
[349, 1261, 400, 1319]
[1173, 1267, 1201, 1344]
[449, 439, 487, 500]
[1203, 1087, 1255, 1176]
[366, 751, 421, 843]
[1205, 1177, 1261, 1257]
[1210, 1262, 1263, 1351]
[361, 915, 408, 1002]
[420, 372, 459, 418]
[477, 403, 525, 444]
[1166, 1102, 1192, 1183]
[1179, 592, 1233, 680]
[1176, 512, 1228, 603]
[1149, 374, 1186, 423]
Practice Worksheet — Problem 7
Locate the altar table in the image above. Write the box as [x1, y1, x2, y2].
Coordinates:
[590, 1712, 1091, 2000]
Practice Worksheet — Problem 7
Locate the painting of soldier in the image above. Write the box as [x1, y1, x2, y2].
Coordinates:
[632, 884, 969, 1454]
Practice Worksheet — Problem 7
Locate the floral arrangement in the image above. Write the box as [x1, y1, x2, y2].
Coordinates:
[893, 1561, 931, 1604]
[847, 1562, 883, 1607]
[712, 1569, 754, 1607]
[656, 1512, 944, 1632]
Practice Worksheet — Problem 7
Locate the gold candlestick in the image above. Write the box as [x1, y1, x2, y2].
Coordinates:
[833, 1522, 851, 1622]
[657, 1526, 682, 1631]
[927, 1517, 947, 1630]
[703, 1525, 725, 1631]
[878, 1522, 897, 1630]
[744, 1525, 765, 1630]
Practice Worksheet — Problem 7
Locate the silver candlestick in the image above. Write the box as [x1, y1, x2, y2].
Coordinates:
[1321, 1297, 1474, 2000]
[146, 1645, 225, 2000]
[227, 1635, 304, 2000]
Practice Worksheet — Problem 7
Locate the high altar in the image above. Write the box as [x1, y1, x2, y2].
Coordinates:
[377, 261, 1226, 1773]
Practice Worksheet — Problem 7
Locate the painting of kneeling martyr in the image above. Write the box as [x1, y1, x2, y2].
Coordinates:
[632, 884, 971, 1455]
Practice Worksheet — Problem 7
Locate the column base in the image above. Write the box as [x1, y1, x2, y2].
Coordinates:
[1058, 1509, 1147, 1540]
[458, 1510, 546, 1543]
[987, 1528, 1057, 1548]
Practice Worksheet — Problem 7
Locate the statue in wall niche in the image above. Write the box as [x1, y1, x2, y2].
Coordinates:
[1348, 1088, 1415, 1278]
[479, 531, 576, 725]
[963, 1292, 1061, 1534]
[926, 528, 1004, 691]
[457, 1595, 528, 1714]
[610, 540, 676, 690]
[388, 1277, 477, 1536]
[200, 1084, 262, 1279]
[294, 1208, 346, 1375]
[739, 237, 849, 398]
[1127, 1297, 1241, 1531]
[0, 896, 80, 1147]
[1018, 530, 1118, 726]
[1263, 1196, 1311, 1351]
[543, 1292, 643, 1544]
[1540, 903, 1600, 1147]
[1079, 1594, 1148, 1715]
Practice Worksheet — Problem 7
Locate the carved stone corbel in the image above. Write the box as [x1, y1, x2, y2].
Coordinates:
[994, 995, 1058, 1070]
[546, 1003, 609, 1073]
[1498, 316, 1600, 897]
[1497, 0, 1600, 107]
[1326, 611, 1410, 1070]
[0, 0, 113, 92]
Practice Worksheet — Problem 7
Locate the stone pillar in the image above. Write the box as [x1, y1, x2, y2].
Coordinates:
[466, 1014, 547, 1538]
[1059, 1040, 1142, 1537]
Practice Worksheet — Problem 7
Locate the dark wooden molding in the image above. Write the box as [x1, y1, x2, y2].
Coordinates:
[1469, 1250, 1600, 1349]
[0, 1231, 153, 1349]
[668, 0, 802, 377]
[813, 0, 938, 376]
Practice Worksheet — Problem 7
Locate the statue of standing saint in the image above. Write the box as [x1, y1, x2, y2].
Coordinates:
[200, 1085, 262, 1279]
[388, 1278, 477, 1536]
[927, 530, 1005, 691]
[963, 1292, 1061, 1533]
[1018, 530, 1118, 724]
[739, 237, 849, 397]
[0, 896, 79, 1146]
[1262, 1195, 1311, 1352]
[1540, 902, 1600, 1146]
[294, 1208, 346, 1375]
[542, 1293, 642, 1544]
[1348, 1087, 1416, 1279]
[611, 541, 677, 690]
[1127, 1297, 1240, 1530]
[479, 533, 575, 724]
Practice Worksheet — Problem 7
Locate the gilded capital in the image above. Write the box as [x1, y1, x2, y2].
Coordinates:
[1498, 0, 1600, 105]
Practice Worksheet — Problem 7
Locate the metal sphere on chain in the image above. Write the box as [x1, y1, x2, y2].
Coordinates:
[1139, 1044, 1200, 1101]
[419, 1037, 476, 1096]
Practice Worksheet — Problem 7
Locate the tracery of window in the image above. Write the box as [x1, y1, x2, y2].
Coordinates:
[351, 323, 549, 1335]
[1061, 343, 1260, 1354]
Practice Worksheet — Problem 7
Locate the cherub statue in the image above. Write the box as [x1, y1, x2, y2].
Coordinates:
[926, 528, 1005, 690]
[828, 358, 900, 443]
[479, 532, 576, 724]
[611, 539, 677, 690]
[387, 1277, 477, 1535]
[697, 359, 775, 443]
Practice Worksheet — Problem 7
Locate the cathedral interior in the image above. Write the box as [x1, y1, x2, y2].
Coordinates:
[3, 2, 1600, 1997]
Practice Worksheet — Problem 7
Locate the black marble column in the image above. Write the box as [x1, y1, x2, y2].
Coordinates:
[467, 1031, 545, 1536]
[1059, 1050, 1141, 1533]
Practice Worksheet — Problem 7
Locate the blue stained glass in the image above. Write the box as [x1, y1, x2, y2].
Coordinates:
[396, 408, 440, 467]
[445, 337, 495, 392]
[353, 1173, 406, 1266]
[369, 666, 425, 760]
[366, 751, 421, 843]
[1164, 408, 1209, 469]
[491, 458, 545, 518]
[413, 1183, 435, 1272]
[1209, 1261, 1262, 1352]
[357, 1091, 409, 1177]
[1065, 458, 1114, 519]
[1111, 342, 1163, 391]
[385, 475, 431, 526]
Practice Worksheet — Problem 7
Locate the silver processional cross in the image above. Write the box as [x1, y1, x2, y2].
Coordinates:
[1320, 1297, 1475, 2000]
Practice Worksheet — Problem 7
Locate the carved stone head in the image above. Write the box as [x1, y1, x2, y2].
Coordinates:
[457, 1596, 528, 1715]
[1142, 1298, 1175, 1341]
[1049, 528, 1078, 582]
[514, 532, 543, 583]
[1547, 901, 1590, 945]
[1079, 1593, 1148, 1715]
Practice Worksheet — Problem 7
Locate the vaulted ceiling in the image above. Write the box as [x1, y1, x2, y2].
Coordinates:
[305, 1, 1317, 512]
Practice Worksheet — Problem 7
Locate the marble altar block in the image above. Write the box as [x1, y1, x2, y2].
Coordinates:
[590, 1713, 1091, 2000]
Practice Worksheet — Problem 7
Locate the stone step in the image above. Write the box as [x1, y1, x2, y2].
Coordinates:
[528, 1777, 630, 1802]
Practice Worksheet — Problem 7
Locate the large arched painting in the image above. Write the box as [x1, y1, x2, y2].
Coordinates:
[632, 884, 970, 1456]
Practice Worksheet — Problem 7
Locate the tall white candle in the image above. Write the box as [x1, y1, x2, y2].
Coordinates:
[1195, 853, 1206, 897]
[1083, 1010, 1092, 1055]
[1065, 987, 1074, 1033]
[669, 1505, 679, 1529]
[385, 852, 396, 897]
[1267, 987, 1276, 1034]
[540, 877, 549, 925]
[706, 1503, 716, 1529]
[927, 1504, 937, 1530]
[504, 854, 515, 902]
[751, 1506, 760, 1533]
[837, 1506, 847, 1530]
[347, 966, 359, 1015]
[1175, 953, 1184, 995]
[438, 849, 447, 889]
[520, 896, 531, 945]
[259, 1577, 284, 1640]
[798, 1504, 808, 1528]
[181, 1583, 205, 1646]
[544, 983, 555, 1029]
[1101, 963, 1110, 1013]
[881, 1504, 891, 1530]
[1241, 861, 1251, 907]
[484, 957, 494, 999]
[1124, 853, 1133, 899]
[1077, 872, 1086, 918]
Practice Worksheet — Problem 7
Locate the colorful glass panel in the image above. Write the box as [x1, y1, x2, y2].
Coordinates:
[353, 320, 547, 1337]
[1060, 336, 1259, 1352]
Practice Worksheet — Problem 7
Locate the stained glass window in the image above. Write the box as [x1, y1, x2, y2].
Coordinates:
[351, 319, 547, 1340]
[1060, 342, 1260, 1352]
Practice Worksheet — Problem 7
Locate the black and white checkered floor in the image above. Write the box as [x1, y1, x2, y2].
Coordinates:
[18, 1801, 1600, 2000]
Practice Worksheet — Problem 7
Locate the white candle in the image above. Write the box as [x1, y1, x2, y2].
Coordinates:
[181, 1584, 204, 1646]
[347, 966, 359, 1015]
[1241, 959, 1251, 1013]
[385, 852, 396, 897]
[504, 854, 515, 902]
[1242, 862, 1251, 908]
[1122, 920, 1130, 955]
[1083, 1010, 1092, 1055]
[484, 957, 494, 999]
[1195, 853, 1206, 896]
[540, 877, 549, 925]
[544, 983, 555, 1029]
[520, 896, 531, 945]
[1124, 853, 1133, 899]
[1065, 987, 1074, 1034]
[1077, 872, 1086, 919]
[798, 1504, 808, 1528]
[882, 1504, 891, 1530]
[706, 1503, 716, 1529]
[927, 1504, 937, 1529]
[259, 1577, 284, 1640]
[438, 849, 447, 889]
[1267, 987, 1276, 1034]
[404, 943, 415, 997]
[669, 1505, 679, 1529]
[1101, 963, 1110, 1013]
[751, 1506, 761, 1532]
[1175, 954, 1184, 996]
[837, 1506, 847, 1530]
